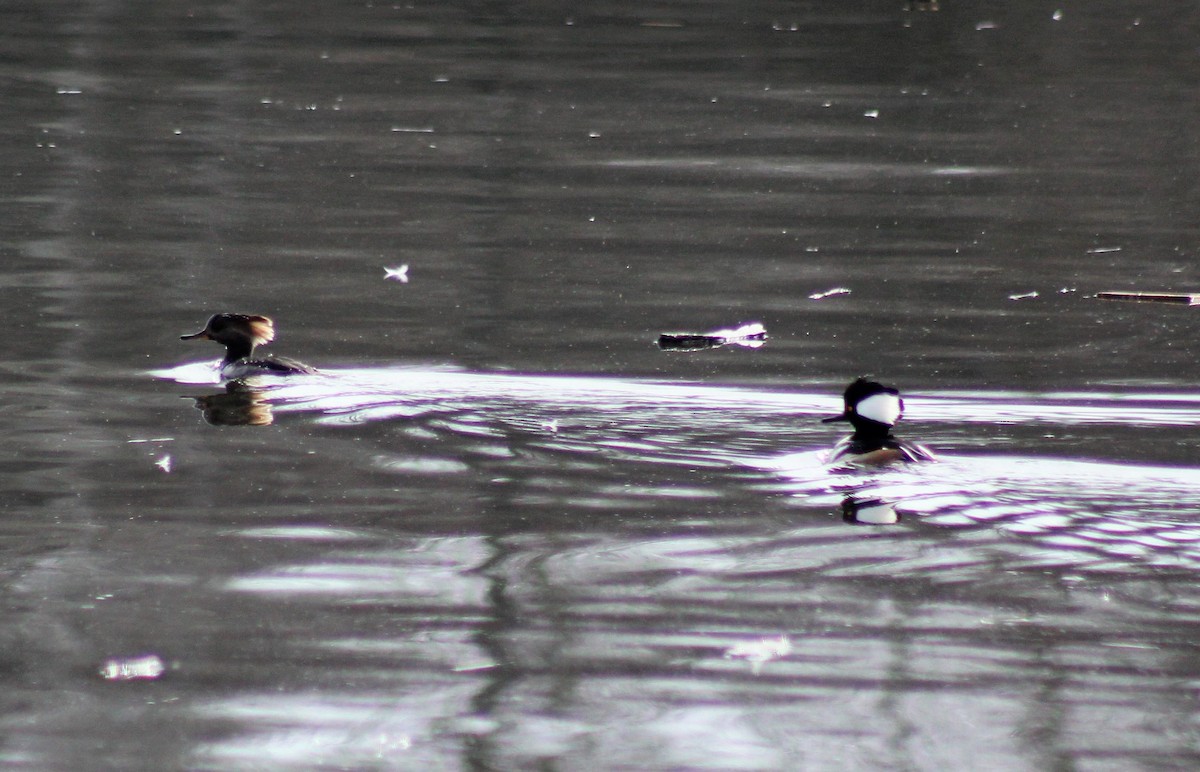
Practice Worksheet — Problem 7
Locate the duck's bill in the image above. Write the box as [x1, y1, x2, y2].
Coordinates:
[180, 330, 210, 341]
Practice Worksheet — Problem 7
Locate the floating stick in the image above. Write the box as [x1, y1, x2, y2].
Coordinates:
[1096, 291, 1200, 305]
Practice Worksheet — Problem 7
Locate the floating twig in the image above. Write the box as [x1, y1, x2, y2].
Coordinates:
[1097, 291, 1200, 306]
[657, 322, 767, 352]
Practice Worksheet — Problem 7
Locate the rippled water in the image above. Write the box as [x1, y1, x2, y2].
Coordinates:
[6, 1, 1200, 769]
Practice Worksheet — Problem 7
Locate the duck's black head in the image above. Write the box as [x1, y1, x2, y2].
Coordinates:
[822, 377, 903, 438]
[181, 313, 276, 362]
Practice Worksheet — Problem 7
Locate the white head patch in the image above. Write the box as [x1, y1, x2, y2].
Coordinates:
[855, 392, 902, 426]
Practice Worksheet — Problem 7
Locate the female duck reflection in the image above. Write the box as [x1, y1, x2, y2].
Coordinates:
[188, 382, 274, 426]
[822, 378, 935, 524]
[180, 313, 317, 426]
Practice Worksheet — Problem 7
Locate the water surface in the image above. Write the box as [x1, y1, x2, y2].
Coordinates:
[4, 1, 1200, 769]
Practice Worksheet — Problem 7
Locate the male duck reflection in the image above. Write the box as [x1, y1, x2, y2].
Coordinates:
[181, 313, 317, 380]
[823, 378, 934, 466]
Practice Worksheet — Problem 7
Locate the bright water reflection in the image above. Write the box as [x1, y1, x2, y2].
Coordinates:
[134, 365, 1200, 768]
[157, 364, 1200, 575]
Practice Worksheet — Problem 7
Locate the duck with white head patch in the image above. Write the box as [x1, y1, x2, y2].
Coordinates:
[823, 378, 934, 466]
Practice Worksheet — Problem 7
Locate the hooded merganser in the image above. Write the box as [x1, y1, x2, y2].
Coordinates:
[822, 378, 934, 466]
[181, 313, 317, 380]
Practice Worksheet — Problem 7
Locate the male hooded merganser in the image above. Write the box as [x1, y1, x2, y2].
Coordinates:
[822, 378, 934, 465]
[181, 313, 317, 379]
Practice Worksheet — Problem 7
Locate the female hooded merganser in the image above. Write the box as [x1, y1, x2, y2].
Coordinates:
[181, 313, 317, 380]
[822, 378, 934, 466]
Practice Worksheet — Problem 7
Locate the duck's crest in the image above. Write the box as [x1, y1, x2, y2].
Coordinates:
[240, 314, 275, 347]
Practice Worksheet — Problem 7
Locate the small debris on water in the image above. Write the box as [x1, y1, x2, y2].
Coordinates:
[1086, 246, 1122, 254]
[99, 654, 167, 682]
[658, 322, 766, 352]
[154, 455, 172, 473]
[808, 287, 851, 300]
[384, 265, 409, 283]
[724, 636, 791, 674]
[1008, 291, 1039, 301]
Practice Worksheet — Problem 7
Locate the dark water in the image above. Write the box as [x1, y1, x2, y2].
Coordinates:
[5, 1, 1200, 769]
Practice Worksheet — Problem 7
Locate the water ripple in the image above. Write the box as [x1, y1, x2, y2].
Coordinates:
[158, 366, 1200, 576]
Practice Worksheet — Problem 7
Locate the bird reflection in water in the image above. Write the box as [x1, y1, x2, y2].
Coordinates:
[187, 382, 274, 426]
[841, 496, 901, 525]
